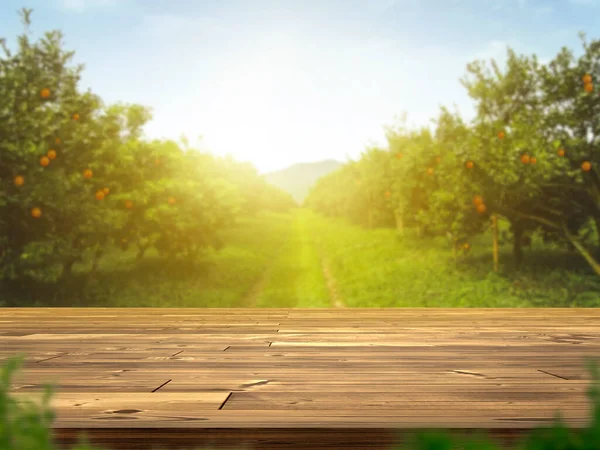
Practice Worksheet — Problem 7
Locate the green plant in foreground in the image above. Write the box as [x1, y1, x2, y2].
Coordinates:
[1, 355, 599, 450]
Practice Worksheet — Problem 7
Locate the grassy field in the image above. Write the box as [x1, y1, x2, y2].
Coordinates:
[4, 209, 600, 307]
[309, 211, 600, 307]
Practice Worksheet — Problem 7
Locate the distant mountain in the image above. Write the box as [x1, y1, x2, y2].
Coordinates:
[263, 160, 343, 204]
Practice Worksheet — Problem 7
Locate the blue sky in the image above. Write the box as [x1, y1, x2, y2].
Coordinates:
[0, 0, 597, 173]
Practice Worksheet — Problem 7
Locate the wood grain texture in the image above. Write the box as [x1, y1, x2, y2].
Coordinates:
[1, 308, 599, 450]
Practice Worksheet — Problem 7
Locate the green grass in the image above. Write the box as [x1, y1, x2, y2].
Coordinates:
[305, 210, 600, 307]
[3, 209, 600, 307]
[2, 354, 600, 450]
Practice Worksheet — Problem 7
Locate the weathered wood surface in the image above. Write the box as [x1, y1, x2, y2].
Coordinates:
[1, 308, 599, 449]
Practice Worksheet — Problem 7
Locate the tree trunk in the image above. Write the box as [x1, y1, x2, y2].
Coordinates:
[452, 238, 457, 263]
[512, 222, 524, 268]
[594, 216, 600, 247]
[90, 248, 103, 276]
[61, 259, 76, 281]
[136, 244, 149, 261]
[395, 208, 404, 236]
[491, 215, 499, 273]
[563, 224, 600, 277]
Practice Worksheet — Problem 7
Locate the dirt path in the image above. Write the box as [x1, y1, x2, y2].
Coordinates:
[309, 221, 345, 308]
[242, 267, 272, 307]
[319, 253, 345, 308]
[242, 210, 344, 307]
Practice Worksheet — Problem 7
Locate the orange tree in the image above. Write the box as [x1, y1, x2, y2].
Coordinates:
[533, 34, 600, 274]
[305, 161, 371, 225]
[0, 8, 131, 283]
[404, 109, 489, 247]
[462, 39, 600, 273]
[455, 46, 581, 266]
[355, 146, 396, 229]
[0, 9, 290, 294]
[386, 121, 459, 239]
[104, 138, 240, 263]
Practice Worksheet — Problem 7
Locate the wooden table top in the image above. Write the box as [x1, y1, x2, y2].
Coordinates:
[1, 308, 599, 449]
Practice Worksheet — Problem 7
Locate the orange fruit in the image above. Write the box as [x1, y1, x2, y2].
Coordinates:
[435, 156, 442, 164]
[557, 148, 565, 157]
[83, 169, 93, 179]
[47, 149, 57, 160]
[583, 74, 592, 84]
[396, 153, 403, 160]
[426, 167, 434, 175]
[40, 88, 50, 99]
[473, 195, 484, 206]
[520, 154, 530, 164]
[14, 175, 24, 186]
[476, 203, 487, 214]
[55, 137, 61, 145]
[31, 207, 42, 218]
[95, 190, 105, 200]
[582, 161, 592, 172]
[463, 242, 470, 250]
[72, 113, 80, 121]
[498, 131, 505, 139]
[168, 196, 177, 205]
[465, 160, 474, 169]
[125, 200, 133, 209]
[103, 187, 110, 195]
[584, 83, 593, 93]
[530, 157, 537, 165]
[40, 156, 50, 167]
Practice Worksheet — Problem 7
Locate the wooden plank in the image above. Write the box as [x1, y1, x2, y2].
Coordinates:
[12, 391, 230, 414]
